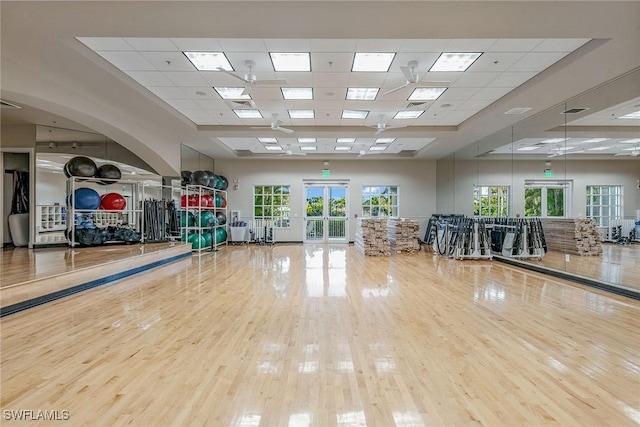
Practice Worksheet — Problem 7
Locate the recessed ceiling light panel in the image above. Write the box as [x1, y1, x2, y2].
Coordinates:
[620, 138, 640, 144]
[618, 110, 640, 119]
[540, 138, 570, 144]
[375, 138, 396, 143]
[297, 138, 316, 143]
[233, 109, 262, 119]
[342, 110, 369, 119]
[265, 145, 283, 151]
[183, 51, 233, 71]
[289, 110, 315, 119]
[394, 110, 423, 119]
[346, 88, 379, 100]
[258, 137, 278, 143]
[429, 52, 482, 72]
[270, 52, 311, 71]
[337, 138, 356, 143]
[214, 87, 251, 100]
[581, 138, 610, 144]
[369, 145, 387, 151]
[352, 52, 396, 72]
[408, 87, 447, 101]
[300, 146, 317, 151]
[504, 107, 532, 115]
[282, 88, 313, 100]
[334, 146, 352, 151]
[587, 146, 611, 151]
[517, 146, 540, 151]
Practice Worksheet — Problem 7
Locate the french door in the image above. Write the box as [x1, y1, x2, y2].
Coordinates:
[304, 183, 348, 243]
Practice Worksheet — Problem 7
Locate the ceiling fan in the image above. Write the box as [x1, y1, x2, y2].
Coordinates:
[278, 144, 306, 157]
[251, 113, 294, 134]
[367, 115, 406, 135]
[384, 60, 450, 95]
[217, 60, 287, 96]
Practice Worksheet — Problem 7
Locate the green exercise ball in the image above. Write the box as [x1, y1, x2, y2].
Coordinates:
[215, 227, 227, 244]
[180, 229, 195, 241]
[202, 231, 213, 248]
[198, 210, 216, 227]
[187, 233, 206, 249]
[180, 211, 195, 228]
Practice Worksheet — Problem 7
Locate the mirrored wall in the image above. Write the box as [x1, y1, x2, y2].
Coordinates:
[444, 68, 640, 294]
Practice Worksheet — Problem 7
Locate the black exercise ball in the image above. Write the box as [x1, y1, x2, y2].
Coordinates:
[220, 175, 229, 191]
[96, 164, 122, 185]
[215, 211, 227, 225]
[191, 170, 209, 187]
[65, 156, 97, 179]
[181, 170, 192, 186]
[204, 171, 215, 188]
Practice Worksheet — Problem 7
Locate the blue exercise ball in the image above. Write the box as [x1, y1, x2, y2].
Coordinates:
[73, 187, 101, 210]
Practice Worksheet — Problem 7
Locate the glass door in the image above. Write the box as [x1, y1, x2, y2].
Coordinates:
[304, 184, 348, 243]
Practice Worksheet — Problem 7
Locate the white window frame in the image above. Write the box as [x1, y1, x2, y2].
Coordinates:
[473, 185, 510, 217]
[253, 184, 291, 228]
[361, 185, 399, 218]
[524, 180, 572, 218]
[585, 185, 623, 227]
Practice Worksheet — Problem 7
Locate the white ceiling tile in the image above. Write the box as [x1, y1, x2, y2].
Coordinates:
[310, 39, 357, 52]
[276, 72, 314, 86]
[212, 112, 241, 125]
[366, 100, 408, 113]
[437, 110, 477, 125]
[312, 100, 345, 111]
[225, 53, 274, 72]
[421, 71, 463, 84]
[533, 38, 590, 52]
[445, 39, 497, 52]
[507, 52, 569, 72]
[488, 72, 537, 87]
[200, 71, 247, 86]
[125, 71, 175, 86]
[181, 109, 218, 122]
[488, 39, 544, 52]
[355, 39, 403, 52]
[195, 100, 228, 109]
[139, 52, 195, 71]
[313, 72, 350, 87]
[264, 39, 311, 51]
[246, 87, 282, 100]
[124, 38, 178, 52]
[218, 39, 267, 52]
[162, 71, 209, 86]
[458, 99, 495, 110]
[181, 87, 220, 100]
[314, 88, 346, 100]
[390, 53, 441, 72]
[348, 72, 387, 86]
[311, 52, 353, 72]
[472, 86, 513, 100]
[170, 38, 223, 51]
[146, 86, 190, 99]
[467, 52, 526, 72]
[165, 99, 202, 110]
[453, 72, 500, 87]
[399, 39, 450, 52]
[256, 100, 286, 110]
[77, 37, 133, 51]
[97, 51, 156, 71]
[283, 100, 317, 109]
[438, 87, 481, 101]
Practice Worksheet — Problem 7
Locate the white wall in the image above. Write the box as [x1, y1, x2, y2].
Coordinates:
[214, 159, 437, 241]
[35, 170, 68, 206]
[437, 159, 640, 218]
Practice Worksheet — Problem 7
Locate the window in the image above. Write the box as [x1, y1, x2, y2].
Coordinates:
[586, 185, 623, 227]
[473, 186, 509, 217]
[362, 186, 398, 217]
[254, 185, 290, 227]
[524, 180, 571, 218]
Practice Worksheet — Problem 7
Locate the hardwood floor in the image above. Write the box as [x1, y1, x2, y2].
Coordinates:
[1, 244, 639, 426]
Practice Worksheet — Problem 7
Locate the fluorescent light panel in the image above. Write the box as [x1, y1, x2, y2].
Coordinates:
[300, 146, 317, 151]
[289, 110, 314, 119]
[233, 109, 262, 119]
[214, 87, 251, 100]
[183, 52, 232, 71]
[346, 88, 379, 101]
[622, 146, 640, 150]
[270, 53, 311, 72]
[517, 146, 540, 151]
[337, 138, 356, 143]
[587, 146, 611, 151]
[540, 138, 570, 144]
[265, 145, 283, 151]
[375, 138, 395, 143]
[297, 138, 316, 143]
[394, 110, 423, 119]
[334, 146, 352, 151]
[617, 110, 640, 119]
[620, 138, 640, 144]
[429, 52, 482, 72]
[258, 137, 278, 143]
[352, 52, 396, 72]
[342, 110, 369, 119]
[581, 138, 610, 143]
[408, 87, 447, 101]
[504, 107, 532, 115]
[369, 145, 387, 151]
[281, 88, 313, 100]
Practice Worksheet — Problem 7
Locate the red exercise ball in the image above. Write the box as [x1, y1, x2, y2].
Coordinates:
[201, 195, 214, 208]
[101, 192, 126, 210]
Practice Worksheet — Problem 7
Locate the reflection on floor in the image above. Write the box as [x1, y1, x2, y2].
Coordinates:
[518, 243, 640, 291]
[1, 244, 639, 426]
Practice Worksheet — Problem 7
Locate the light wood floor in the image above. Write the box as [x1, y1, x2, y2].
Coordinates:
[1, 244, 639, 426]
[518, 244, 640, 291]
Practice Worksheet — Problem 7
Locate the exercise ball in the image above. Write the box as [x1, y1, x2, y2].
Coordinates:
[73, 187, 101, 210]
[180, 211, 195, 228]
[215, 194, 226, 208]
[215, 227, 227, 244]
[200, 194, 214, 208]
[202, 231, 213, 248]
[220, 176, 229, 191]
[181, 229, 195, 241]
[100, 193, 126, 210]
[181, 170, 192, 186]
[96, 164, 121, 185]
[65, 156, 98, 179]
[215, 211, 227, 225]
[198, 210, 216, 227]
[204, 171, 215, 188]
[191, 170, 209, 187]
[187, 233, 206, 249]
